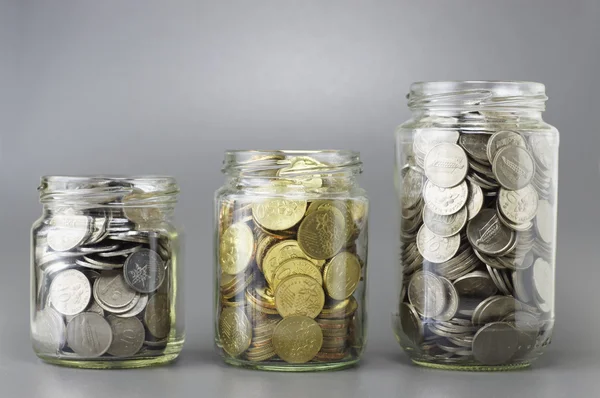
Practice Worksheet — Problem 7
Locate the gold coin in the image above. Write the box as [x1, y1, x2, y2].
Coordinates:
[255, 235, 278, 271]
[219, 307, 252, 357]
[219, 222, 255, 275]
[274, 275, 325, 318]
[307, 200, 355, 242]
[272, 316, 323, 364]
[272, 258, 323, 291]
[262, 240, 322, 285]
[252, 198, 307, 231]
[323, 252, 361, 300]
[277, 156, 325, 189]
[297, 207, 346, 260]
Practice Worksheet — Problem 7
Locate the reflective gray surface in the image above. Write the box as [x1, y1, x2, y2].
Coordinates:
[2, 0, 600, 396]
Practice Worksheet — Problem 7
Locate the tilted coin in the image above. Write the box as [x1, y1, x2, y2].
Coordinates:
[423, 205, 467, 238]
[47, 215, 92, 252]
[416, 225, 460, 263]
[144, 293, 171, 339]
[498, 185, 538, 224]
[262, 240, 323, 286]
[252, 198, 307, 231]
[492, 146, 535, 190]
[459, 133, 490, 164]
[122, 191, 165, 224]
[49, 269, 91, 316]
[399, 302, 423, 345]
[123, 249, 166, 293]
[534, 199, 554, 244]
[106, 315, 145, 357]
[401, 167, 425, 209]
[306, 200, 355, 242]
[424, 143, 468, 188]
[486, 130, 527, 164]
[272, 316, 323, 364]
[465, 180, 484, 220]
[219, 222, 255, 275]
[423, 180, 469, 216]
[323, 252, 362, 300]
[272, 258, 323, 290]
[219, 307, 252, 357]
[434, 277, 459, 322]
[453, 271, 498, 298]
[472, 295, 516, 325]
[94, 271, 137, 308]
[467, 209, 515, 256]
[66, 313, 113, 357]
[115, 294, 149, 318]
[408, 271, 447, 318]
[297, 207, 346, 260]
[274, 275, 325, 318]
[472, 322, 519, 365]
[32, 307, 66, 353]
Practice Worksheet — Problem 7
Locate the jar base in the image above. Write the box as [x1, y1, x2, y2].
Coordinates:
[223, 357, 360, 372]
[411, 360, 531, 372]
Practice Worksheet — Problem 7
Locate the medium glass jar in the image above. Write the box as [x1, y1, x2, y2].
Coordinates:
[31, 176, 184, 368]
[214, 151, 369, 371]
[393, 81, 558, 370]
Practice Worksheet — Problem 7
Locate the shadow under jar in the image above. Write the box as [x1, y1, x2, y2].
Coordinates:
[31, 176, 184, 368]
[393, 81, 558, 371]
[214, 151, 369, 371]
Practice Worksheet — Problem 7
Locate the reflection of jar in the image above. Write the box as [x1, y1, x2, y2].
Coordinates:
[214, 151, 369, 371]
[31, 176, 184, 368]
[393, 82, 558, 370]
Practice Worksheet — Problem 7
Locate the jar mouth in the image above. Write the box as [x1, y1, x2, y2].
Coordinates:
[407, 81, 547, 111]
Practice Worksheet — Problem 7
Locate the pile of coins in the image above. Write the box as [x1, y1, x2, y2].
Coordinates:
[217, 188, 368, 365]
[398, 129, 555, 366]
[32, 200, 175, 360]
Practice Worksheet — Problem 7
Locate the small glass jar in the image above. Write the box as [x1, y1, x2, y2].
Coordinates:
[393, 81, 558, 370]
[30, 176, 184, 368]
[214, 150, 369, 371]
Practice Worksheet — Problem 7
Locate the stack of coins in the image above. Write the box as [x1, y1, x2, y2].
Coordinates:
[32, 196, 175, 359]
[217, 156, 368, 366]
[397, 129, 556, 366]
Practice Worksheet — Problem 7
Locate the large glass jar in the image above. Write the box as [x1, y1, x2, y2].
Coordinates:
[393, 81, 558, 370]
[214, 151, 369, 371]
[31, 176, 184, 368]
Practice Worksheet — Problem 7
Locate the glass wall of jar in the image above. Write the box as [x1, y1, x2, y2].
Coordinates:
[214, 151, 369, 371]
[31, 176, 184, 368]
[393, 81, 558, 370]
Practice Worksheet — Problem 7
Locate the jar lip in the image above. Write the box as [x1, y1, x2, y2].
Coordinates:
[409, 81, 546, 96]
[41, 175, 177, 184]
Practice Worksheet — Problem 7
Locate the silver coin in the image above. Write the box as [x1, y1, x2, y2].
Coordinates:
[512, 270, 532, 303]
[453, 271, 498, 298]
[503, 311, 540, 360]
[48, 269, 91, 316]
[66, 299, 105, 323]
[66, 312, 113, 357]
[32, 307, 66, 353]
[123, 249, 166, 294]
[423, 180, 469, 216]
[465, 180, 484, 220]
[93, 271, 137, 308]
[401, 167, 425, 209]
[459, 134, 490, 164]
[472, 295, 516, 325]
[416, 225, 460, 263]
[399, 302, 424, 346]
[529, 134, 554, 170]
[486, 131, 527, 164]
[424, 143, 468, 188]
[423, 205, 467, 238]
[82, 255, 124, 269]
[97, 245, 144, 258]
[414, 129, 460, 155]
[492, 146, 535, 190]
[408, 271, 447, 318]
[47, 215, 92, 252]
[498, 185, 538, 224]
[467, 209, 515, 256]
[115, 294, 149, 318]
[77, 244, 120, 254]
[434, 277, 459, 322]
[532, 258, 553, 313]
[534, 199, 554, 244]
[472, 322, 519, 365]
[144, 294, 171, 339]
[106, 315, 145, 357]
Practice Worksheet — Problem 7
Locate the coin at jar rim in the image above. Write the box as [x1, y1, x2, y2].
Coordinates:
[272, 315, 323, 364]
[492, 145, 536, 191]
[272, 258, 323, 290]
[453, 271, 498, 298]
[323, 252, 362, 300]
[262, 240, 322, 286]
[534, 199, 554, 244]
[465, 180, 484, 220]
[47, 215, 92, 252]
[219, 222, 255, 276]
[93, 271, 137, 309]
[424, 143, 468, 188]
[423, 180, 469, 216]
[532, 258, 553, 313]
[123, 248, 166, 294]
[472, 295, 516, 325]
[115, 294, 149, 318]
[408, 270, 447, 318]
[32, 307, 66, 353]
[459, 133, 490, 165]
[416, 225, 461, 263]
[144, 294, 171, 339]
[498, 185, 539, 224]
[434, 277, 459, 322]
[122, 191, 165, 225]
[219, 307, 252, 357]
[486, 130, 527, 164]
[274, 275, 325, 318]
[106, 315, 145, 357]
[48, 269, 92, 316]
[297, 207, 347, 260]
[401, 167, 425, 209]
[399, 303, 423, 345]
[467, 209, 515, 256]
[277, 156, 326, 189]
[472, 322, 519, 365]
[251, 198, 308, 231]
[423, 205, 468, 238]
[66, 312, 113, 357]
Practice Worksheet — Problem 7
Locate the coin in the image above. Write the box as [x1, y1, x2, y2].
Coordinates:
[272, 258, 323, 290]
[486, 131, 527, 164]
[423, 205, 467, 237]
[262, 240, 321, 286]
[408, 271, 446, 318]
[94, 271, 137, 308]
[532, 258, 553, 313]
[423, 180, 469, 216]
[47, 215, 91, 252]
[106, 315, 145, 357]
[399, 302, 424, 345]
[115, 294, 149, 318]
[144, 294, 171, 339]
[459, 134, 490, 164]
[219, 307, 252, 357]
[534, 199, 554, 244]
[529, 134, 554, 170]
[252, 198, 307, 231]
[401, 167, 425, 209]
[434, 277, 459, 322]
[467, 209, 515, 256]
[465, 180, 484, 220]
[49, 269, 91, 316]
[416, 225, 460, 263]
[472, 295, 516, 325]
[492, 146, 535, 190]
[274, 275, 325, 318]
[453, 271, 498, 298]
[66, 313, 113, 357]
[323, 252, 362, 300]
[219, 222, 255, 275]
[472, 322, 519, 365]
[424, 143, 468, 188]
[297, 207, 346, 260]
[32, 307, 66, 353]
[123, 249, 165, 293]
[272, 316, 323, 364]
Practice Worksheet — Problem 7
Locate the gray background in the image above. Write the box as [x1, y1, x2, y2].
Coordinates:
[1, 0, 599, 397]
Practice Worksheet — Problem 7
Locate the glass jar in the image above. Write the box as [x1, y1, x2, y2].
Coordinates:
[214, 150, 369, 371]
[393, 81, 558, 370]
[31, 176, 184, 368]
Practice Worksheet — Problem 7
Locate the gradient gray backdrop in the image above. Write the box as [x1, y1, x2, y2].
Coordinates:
[1, 1, 599, 397]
